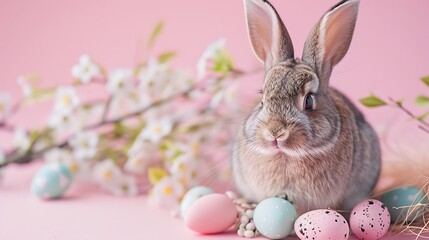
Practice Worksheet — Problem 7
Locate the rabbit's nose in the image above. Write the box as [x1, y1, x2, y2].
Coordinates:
[266, 119, 288, 139]
[272, 139, 280, 148]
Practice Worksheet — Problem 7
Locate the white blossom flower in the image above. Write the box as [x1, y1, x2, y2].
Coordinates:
[138, 58, 169, 89]
[160, 70, 193, 99]
[47, 110, 80, 136]
[44, 148, 90, 180]
[108, 88, 151, 119]
[149, 176, 185, 210]
[139, 117, 173, 144]
[197, 38, 227, 79]
[16, 76, 33, 98]
[71, 54, 101, 84]
[169, 154, 200, 187]
[109, 175, 138, 197]
[210, 81, 239, 109]
[106, 69, 134, 95]
[44, 148, 73, 164]
[54, 86, 80, 115]
[93, 159, 123, 188]
[73, 103, 104, 130]
[124, 140, 154, 174]
[68, 131, 99, 160]
[12, 128, 30, 152]
[0, 93, 11, 119]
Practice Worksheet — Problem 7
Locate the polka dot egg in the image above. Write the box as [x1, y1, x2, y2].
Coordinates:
[294, 209, 349, 240]
[253, 198, 297, 239]
[380, 186, 427, 223]
[350, 199, 390, 240]
[31, 163, 73, 199]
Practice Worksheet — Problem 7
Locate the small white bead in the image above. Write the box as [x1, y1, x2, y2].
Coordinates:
[237, 229, 245, 237]
[244, 230, 255, 238]
[245, 210, 254, 219]
[240, 215, 250, 224]
[246, 222, 256, 231]
[242, 203, 252, 209]
[225, 191, 237, 200]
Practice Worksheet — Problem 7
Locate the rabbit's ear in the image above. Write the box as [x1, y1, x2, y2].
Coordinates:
[302, 0, 359, 91]
[244, 0, 294, 70]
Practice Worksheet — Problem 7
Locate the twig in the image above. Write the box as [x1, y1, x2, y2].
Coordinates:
[388, 97, 429, 134]
[0, 99, 23, 128]
[0, 122, 15, 132]
[101, 96, 113, 122]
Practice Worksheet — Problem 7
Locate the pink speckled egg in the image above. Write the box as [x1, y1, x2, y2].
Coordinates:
[350, 199, 391, 240]
[184, 193, 237, 234]
[294, 209, 349, 240]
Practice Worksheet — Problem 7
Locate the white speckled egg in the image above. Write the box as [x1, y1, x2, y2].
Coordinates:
[294, 209, 349, 240]
[184, 193, 237, 234]
[180, 186, 214, 217]
[350, 199, 390, 240]
[31, 163, 73, 199]
[380, 186, 427, 223]
[253, 198, 297, 239]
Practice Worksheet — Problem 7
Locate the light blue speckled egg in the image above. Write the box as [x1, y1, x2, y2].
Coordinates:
[31, 163, 73, 199]
[180, 186, 214, 217]
[253, 197, 297, 239]
[380, 186, 427, 223]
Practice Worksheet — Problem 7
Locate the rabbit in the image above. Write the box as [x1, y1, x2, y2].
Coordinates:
[232, 0, 381, 215]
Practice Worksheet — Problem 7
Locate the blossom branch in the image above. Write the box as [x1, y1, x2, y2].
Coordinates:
[0, 76, 219, 168]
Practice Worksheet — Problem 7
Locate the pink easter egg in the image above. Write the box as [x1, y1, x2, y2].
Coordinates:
[294, 209, 349, 240]
[350, 199, 390, 240]
[184, 193, 237, 234]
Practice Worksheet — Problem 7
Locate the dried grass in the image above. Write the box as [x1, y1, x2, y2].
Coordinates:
[373, 142, 429, 239]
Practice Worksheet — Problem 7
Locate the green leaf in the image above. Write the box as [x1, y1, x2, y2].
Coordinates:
[158, 51, 176, 63]
[213, 49, 234, 76]
[421, 76, 429, 87]
[359, 95, 387, 108]
[148, 167, 168, 185]
[416, 95, 429, 107]
[147, 21, 164, 48]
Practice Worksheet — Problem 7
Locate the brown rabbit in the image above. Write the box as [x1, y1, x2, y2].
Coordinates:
[232, 0, 381, 215]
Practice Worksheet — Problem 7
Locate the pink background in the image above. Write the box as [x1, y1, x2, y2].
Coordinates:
[1, 0, 428, 239]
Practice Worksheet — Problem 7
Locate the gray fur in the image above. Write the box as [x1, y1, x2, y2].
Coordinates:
[233, 0, 380, 215]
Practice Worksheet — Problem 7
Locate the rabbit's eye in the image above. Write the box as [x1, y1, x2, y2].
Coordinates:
[304, 94, 315, 110]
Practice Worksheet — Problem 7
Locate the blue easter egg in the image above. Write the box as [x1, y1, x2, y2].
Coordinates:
[380, 186, 427, 223]
[253, 197, 297, 239]
[31, 163, 73, 199]
[180, 186, 214, 217]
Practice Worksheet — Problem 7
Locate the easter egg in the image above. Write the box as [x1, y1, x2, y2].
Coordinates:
[380, 186, 427, 223]
[184, 193, 237, 234]
[294, 209, 349, 240]
[180, 186, 214, 217]
[350, 199, 390, 240]
[253, 198, 297, 239]
[31, 163, 73, 199]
